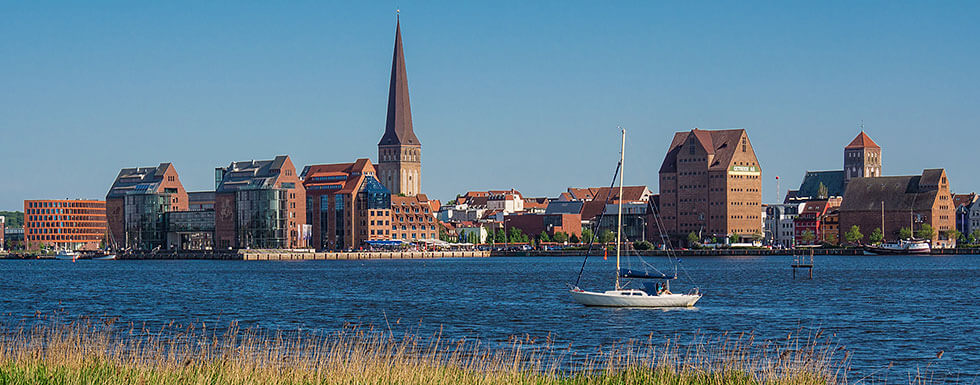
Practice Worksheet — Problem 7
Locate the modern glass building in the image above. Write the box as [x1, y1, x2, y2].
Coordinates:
[303, 159, 392, 250]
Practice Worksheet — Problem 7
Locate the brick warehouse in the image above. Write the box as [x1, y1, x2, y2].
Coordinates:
[302, 158, 391, 250]
[658, 128, 763, 242]
[839, 169, 956, 247]
[24, 199, 108, 251]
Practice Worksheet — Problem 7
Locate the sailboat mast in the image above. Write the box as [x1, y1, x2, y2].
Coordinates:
[616, 128, 625, 290]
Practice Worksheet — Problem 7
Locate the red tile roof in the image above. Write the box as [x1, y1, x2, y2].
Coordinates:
[845, 131, 881, 149]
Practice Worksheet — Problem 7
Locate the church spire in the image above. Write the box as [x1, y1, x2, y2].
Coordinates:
[379, 16, 419, 146]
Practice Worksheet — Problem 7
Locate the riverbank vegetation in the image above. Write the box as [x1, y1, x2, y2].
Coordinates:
[0, 319, 849, 385]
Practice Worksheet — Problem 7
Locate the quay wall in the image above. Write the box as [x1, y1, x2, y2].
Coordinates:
[490, 248, 980, 257]
[116, 250, 490, 261]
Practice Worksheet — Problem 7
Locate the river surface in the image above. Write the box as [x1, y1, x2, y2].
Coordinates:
[0, 255, 977, 383]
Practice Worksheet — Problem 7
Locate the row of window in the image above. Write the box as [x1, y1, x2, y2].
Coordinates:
[27, 201, 105, 209]
[27, 235, 103, 241]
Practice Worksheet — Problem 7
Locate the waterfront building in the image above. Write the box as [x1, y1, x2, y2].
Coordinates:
[301, 159, 391, 251]
[455, 223, 489, 243]
[390, 194, 439, 241]
[839, 169, 956, 247]
[558, 188, 599, 202]
[658, 128, 763, 242]
[106, 163, 188, 250]
[23, 199, 107, 251]
[843, 131, 882, 188]
[214, 156, 306, 249]
[763, 202, 806, 247]
[4, 227, 24, 250]
[377, 17, 422, 196]
[505, 213, 582, 241]
[969, 199, 980, 238]
[823, 208, 841, 244]
[953, 193, 978, 236]
[793, 198, 841, 245]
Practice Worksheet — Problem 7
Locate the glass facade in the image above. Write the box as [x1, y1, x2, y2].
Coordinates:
[235, 189, 287, 249]
[358, 176, 391, 210]
[334, 195, 346, 249]
[124, 193, 170, 250]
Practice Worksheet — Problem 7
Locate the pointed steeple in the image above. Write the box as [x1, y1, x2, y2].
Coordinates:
[379, 16, 420, 146]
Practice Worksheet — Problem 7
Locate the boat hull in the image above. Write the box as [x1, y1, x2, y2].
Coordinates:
[570, 289, 700, 307]
[92, 255, 117, 260]
[863, 243, 931, 255]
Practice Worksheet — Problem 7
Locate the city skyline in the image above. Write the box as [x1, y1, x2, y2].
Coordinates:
[3, 2, 979, 210]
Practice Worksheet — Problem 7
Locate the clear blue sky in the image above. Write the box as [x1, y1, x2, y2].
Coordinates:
[2, 1, 978, 211]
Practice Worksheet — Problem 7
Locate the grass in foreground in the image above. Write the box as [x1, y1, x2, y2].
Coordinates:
[0, 320, 847, 385]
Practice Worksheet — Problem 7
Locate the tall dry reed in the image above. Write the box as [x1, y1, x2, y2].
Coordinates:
[0, 318, 847, 384]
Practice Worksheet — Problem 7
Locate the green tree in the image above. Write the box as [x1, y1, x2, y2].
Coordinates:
[817, 182, 829, 199]
[916, 224, 935, 240]
[825, 231, 838, 245]
[899, 227, 913, 240]
[553, 232, 569, 243]
[868, 227, 884, 244]
[569, 233, 580, 243]
[751, 231, 764, 241]
[494, 228, 507, 243]
[946, 229, 962, 243]
[539, 231, 551, 243]
[687, 231, 700, 246]
[581, 228, 594, 243]
[801, 230, 816, 244]
[844, 225, 863, 245]
[728, 233, 739, 244]
[970, 229, 980, 245]
[633, 240, 653, 250]
[0, 211, 24, 228]
[508, 227, 526, 243]
[599, 230, 616, 244]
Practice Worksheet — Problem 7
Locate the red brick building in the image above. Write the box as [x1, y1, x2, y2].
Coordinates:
[24, 200, 107, 251]
[793, 198, 841, 245]
[390, 194, 439, 241]
[659, 128, 763, 242]
[214, 156, 306, 249]
[839, 169, 956, 247]
[106, 163, 188, 250]
[302, 158, 391, 250]
[504, 213, 582, 240]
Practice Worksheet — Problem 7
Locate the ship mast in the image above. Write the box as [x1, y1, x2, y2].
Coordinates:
[616, 127, 625, 290]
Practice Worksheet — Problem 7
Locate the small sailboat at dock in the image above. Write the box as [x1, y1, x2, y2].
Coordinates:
[569, 128, 701, 308]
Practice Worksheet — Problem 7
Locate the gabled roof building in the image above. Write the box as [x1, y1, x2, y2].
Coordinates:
[839, 169, 955, 247]
[301, 158, 391, 250]
[106, 163, 188, 250]
[658, 128, 763, 241]
[214, 155, 306, 249]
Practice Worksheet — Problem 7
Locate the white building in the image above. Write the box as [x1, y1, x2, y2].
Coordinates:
[764, 203, 806, 248]
[488, 191, 523, 213]
[455, 225, 488, 243]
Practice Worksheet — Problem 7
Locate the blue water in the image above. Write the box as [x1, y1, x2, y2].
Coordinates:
[0, 255, 977, 383]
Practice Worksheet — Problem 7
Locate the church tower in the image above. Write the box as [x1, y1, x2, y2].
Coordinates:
[377, 16, 421, 196]
[843, 131, 882, 188]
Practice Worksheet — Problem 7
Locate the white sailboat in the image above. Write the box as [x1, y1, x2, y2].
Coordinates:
[54, 249, 79, 261]
[569, 128, 701, 308]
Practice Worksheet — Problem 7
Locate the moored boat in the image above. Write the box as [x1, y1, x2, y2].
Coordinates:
[54, 250, 79, 261]
[864, 240, 931, 255]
